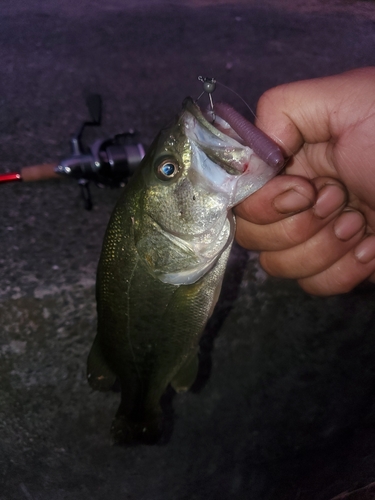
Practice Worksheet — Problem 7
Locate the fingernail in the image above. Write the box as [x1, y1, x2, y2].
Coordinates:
[314, 184, 346, 219]
[333, 210, 365, 241]
[273, 189, 314, 214]
[355, 235, 375, 263]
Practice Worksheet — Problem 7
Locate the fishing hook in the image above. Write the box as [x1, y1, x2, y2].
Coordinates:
[197, 76, 216, 121]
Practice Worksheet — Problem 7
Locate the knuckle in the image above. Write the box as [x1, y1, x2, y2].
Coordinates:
[257, 86, 285, 115]
[279, 216, 308, 247]
[299, 269, 355, 296]
[259, 252, 281, 277]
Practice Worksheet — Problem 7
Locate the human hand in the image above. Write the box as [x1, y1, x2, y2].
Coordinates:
[235, 67, 375, 295]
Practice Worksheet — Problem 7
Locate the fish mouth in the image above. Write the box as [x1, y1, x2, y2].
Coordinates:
[182, 97, 252, 176]
[181, 97, 284, 206]
[183, 96, 285, 173]
[183, 97, 244, 146]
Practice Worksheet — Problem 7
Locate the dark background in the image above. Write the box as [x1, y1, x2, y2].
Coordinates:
[1, 1, 375, 499]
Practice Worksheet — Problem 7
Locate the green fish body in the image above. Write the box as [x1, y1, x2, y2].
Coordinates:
[87, 98, 282, 444]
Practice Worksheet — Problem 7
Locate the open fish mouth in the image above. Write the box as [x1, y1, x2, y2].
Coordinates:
[183, 97, 285, 171]
[181, 97, 285, 207]
[182, 97, 250, 175]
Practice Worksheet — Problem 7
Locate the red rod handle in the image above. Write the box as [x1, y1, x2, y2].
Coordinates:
[0, 172, 22, 183]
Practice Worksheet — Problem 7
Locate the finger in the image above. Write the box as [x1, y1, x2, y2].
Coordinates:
[234, 175, 316, 224]
[256, 68, 375, 150]
[285, 141, 337, 180]
[235, 179, 347, 251]
[298, 234, 375, 296]
[260, 210, 366, 279]
[255, 68, 375, 179]
[255, 80, 331, 156]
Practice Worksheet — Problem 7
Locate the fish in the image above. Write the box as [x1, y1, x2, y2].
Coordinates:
[87, 97, 284, 444]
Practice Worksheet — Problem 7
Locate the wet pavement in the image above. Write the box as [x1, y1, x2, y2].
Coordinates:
[1, 1, 375, 499]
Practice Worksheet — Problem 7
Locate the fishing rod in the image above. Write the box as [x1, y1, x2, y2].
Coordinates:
[0, 94, 145, 209]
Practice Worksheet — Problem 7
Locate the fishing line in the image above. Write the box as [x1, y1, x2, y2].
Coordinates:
[197, 75, 313, 188]
[197, 76, 297, 160]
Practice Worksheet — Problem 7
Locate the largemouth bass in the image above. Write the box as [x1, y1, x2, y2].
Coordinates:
[87, 97, 284, 444]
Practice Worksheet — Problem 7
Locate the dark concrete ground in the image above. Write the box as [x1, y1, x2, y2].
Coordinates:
[1, 1, 375, 498]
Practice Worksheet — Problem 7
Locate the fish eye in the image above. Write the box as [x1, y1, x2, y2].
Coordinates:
[156, 160, 180, 180]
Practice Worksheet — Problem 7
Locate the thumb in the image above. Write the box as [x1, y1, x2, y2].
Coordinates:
[255, 79, 330, 154]
[255, 67, 375, 155]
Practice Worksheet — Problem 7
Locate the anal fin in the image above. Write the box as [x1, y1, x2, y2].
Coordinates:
[87, 335, 117, 391]
[171, 353, 199, 393]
